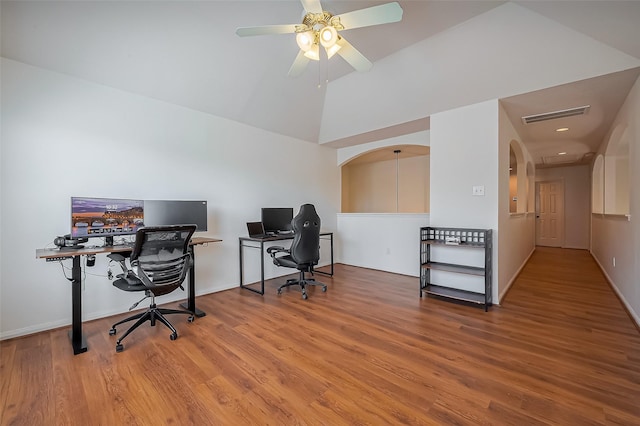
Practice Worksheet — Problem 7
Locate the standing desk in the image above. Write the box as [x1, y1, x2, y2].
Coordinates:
[238, 232, 333, 295]
[35, 236, 221, 355]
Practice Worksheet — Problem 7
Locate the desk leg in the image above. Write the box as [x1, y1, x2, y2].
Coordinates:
[179, 246, 206, 317]
[330, 233, 334, 275]
[239, 238, 244, 288]
[239, 239, 265, 295]
[70, 255, 87, 355]
[315, 233, 334, 277]
[260, 240, 265, 294]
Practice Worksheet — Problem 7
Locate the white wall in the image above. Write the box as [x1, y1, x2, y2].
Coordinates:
[430, 100, 500, 302]
[536, 165, 591, 250]
[336, 213, 429, 277]
[430, 100, 499, 228]
[0, 58, 340, 339]
[498, 103, 536, 301]
[320, 2, 640, 144]
[591, 75, 640, 326]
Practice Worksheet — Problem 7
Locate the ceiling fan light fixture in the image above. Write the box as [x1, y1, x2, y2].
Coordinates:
[296, 30, 314, 52]
[304, 43, 320, 61]
[325, 42, 341, 59]
[319, 25, 338, 48]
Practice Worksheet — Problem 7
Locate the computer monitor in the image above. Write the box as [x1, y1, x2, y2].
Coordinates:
[261, 207, 293, 233]
[71, 197, 144, 240]
[144, 200, 208, 232]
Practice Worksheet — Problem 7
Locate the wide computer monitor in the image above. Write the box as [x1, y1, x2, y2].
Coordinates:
[261, 207, 293, 233]
[144, 200, 208, 232]
[71, 197, 144, 239]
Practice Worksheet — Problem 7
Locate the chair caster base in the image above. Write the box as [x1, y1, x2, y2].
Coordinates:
[170, 333, 178, 341]
[109, 328, 116, 336]
[302, 292, 308, 300]
[188, 315, 195, 323]
[116, 344, 124, 353]
[322, 286, 327, 292]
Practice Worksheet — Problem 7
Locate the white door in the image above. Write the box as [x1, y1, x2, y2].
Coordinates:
[536, 180, 564, 247]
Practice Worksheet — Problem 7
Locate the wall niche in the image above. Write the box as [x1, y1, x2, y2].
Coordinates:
[341, 145, 430, 213]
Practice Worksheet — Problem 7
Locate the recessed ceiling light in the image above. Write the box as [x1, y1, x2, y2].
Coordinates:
[558, 152, 567, 155]
[556, 127, 569, 132]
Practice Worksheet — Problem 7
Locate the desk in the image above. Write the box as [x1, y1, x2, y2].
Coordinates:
[239, 232, 333, 295]
[36, 236, 221, 355]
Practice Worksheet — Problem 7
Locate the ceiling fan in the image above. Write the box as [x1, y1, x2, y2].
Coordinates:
[235, 0, 403, 77]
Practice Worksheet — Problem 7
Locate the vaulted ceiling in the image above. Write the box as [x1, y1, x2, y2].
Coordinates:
[2, 1, 640, 167]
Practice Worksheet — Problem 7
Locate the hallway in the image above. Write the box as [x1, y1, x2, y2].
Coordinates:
[498, 246, 640, 423]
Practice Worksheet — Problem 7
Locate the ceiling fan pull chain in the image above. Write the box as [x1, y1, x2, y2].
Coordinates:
[325, 54, 329, 85]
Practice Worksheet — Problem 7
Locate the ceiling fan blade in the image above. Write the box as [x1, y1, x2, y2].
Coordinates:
[235, 24, 298, 37]
[335, 2, 403, 30]
[300, 0, 323, 14]
[288, 50, 311, 77]
[336, 37, 372, 72]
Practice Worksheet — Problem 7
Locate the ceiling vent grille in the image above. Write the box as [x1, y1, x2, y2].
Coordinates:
[542, 154, 579, 165]
[521, 105, 590, 124]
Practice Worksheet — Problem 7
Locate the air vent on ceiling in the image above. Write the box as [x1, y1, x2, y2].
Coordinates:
[522, 105, 590, 124]
[542, 154, 579, 165]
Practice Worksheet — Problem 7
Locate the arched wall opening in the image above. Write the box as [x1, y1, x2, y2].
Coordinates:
[604, 124, 630, 215]
[509, 139, 526, 213]
[341, 145, 430, 213]
[592, 154, 604, 214]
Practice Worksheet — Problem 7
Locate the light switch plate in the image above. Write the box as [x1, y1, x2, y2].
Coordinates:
[472, 185, 485, 196]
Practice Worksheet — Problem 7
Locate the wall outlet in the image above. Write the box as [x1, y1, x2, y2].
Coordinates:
[472, 185, 485, 196]
[613, 257, 616, 267]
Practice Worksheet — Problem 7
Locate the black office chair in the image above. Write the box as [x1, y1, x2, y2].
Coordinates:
[107, 224, 196, 352]
[267, 204, 327, 300]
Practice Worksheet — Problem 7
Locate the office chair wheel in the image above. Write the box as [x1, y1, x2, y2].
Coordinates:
[277, 289, 282, 295]
[116, 344, 124, 353]
[322, 286, 327, 292]
[302, 292, 308, 300]
[170, 332, 178, 341]
[188, 315, 195, 323]
[109, 328, 117, 336]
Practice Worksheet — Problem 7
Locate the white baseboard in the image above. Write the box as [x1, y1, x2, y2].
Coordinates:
[0, 282, 241, 341]
[591, 250, 640, 330]
[498, 246, 536, 304]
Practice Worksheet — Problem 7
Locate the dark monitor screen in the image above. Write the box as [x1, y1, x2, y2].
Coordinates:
[261, 207, 293, 233]
[71, 197, 144, 239]
[144, 200, 208, 232]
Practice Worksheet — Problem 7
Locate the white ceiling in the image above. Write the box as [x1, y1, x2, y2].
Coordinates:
[2, 0, 640, 168]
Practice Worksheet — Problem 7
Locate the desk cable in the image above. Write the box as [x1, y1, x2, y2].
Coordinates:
[56, 255, 110, 282]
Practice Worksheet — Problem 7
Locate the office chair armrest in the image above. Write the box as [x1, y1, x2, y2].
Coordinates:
[266, 246, 288, 257]
[107, 253, 127, 262]
[107, 253, 129, 275]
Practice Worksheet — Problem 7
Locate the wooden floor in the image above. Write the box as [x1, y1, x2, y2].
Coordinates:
[2, 247, 640, 425]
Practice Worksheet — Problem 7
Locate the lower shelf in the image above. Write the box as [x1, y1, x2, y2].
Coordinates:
[421, 284, 490, 309]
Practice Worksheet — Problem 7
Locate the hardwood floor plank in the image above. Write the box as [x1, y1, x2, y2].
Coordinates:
[2, 247, 640, 425]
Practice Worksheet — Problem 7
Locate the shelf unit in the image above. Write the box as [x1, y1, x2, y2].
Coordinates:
[420, 226, 492, 311]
